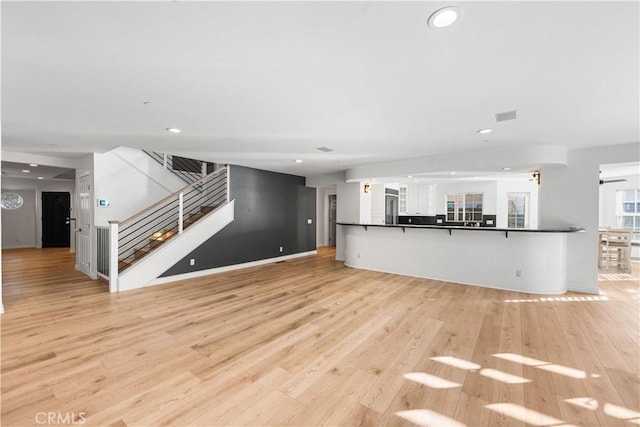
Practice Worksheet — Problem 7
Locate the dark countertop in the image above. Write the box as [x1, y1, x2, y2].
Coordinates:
[338, 223, 585, 234]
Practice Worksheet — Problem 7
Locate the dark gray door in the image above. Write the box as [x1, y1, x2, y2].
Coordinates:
[328, 194, 337, 246]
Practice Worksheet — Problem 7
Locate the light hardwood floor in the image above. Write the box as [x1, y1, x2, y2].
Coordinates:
[2, 247, 639, 427]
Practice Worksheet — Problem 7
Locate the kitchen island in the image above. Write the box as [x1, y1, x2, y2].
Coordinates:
[338, 223, 584, 294]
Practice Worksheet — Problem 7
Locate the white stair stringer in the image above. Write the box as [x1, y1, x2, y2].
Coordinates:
[117, 200, 235, 292]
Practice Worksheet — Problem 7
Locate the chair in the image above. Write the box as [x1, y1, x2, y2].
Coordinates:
[605, 229, 633, 272]
[598, 228, 610, 269]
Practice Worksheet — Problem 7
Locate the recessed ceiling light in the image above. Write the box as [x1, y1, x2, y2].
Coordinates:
[37, 176, 44, 180]
[29, 163, 38, 167]
[428, 6, 461, 29]
[294, 159, 303, 163]
[407, 175, 413, 178]
[477, 128, 492, 134]
[22, 169, 30, 173]
[503, 167, 512, 171]
[166, 128, 181, 134]
[449, 171, 457, 175]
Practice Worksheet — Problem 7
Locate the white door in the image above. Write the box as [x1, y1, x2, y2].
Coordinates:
[77, 173, 92, 277]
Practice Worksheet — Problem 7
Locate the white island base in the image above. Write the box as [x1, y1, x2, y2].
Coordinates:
[340, 225, 579, 295]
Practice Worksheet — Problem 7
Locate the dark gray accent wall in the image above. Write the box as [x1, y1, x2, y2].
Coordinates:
[161, 165, 316, 277]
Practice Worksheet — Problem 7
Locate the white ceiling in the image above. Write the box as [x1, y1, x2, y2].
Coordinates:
[2, 1, 639, 178]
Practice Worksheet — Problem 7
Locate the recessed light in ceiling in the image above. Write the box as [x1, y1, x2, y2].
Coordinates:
[37, 176, 44, 180]
[503, 167, 512, 171]
[477, 128, 492, 134]
[407, 175, 413, 178]
[428, 6, 461, 29]
[29, 163, 38, 167]
[166, 128, 181, 134]
[316, 146, 334, 152]
[294, 159, 303, 163]
[449, 171, 456, 175]
[22, 169, 30, 173]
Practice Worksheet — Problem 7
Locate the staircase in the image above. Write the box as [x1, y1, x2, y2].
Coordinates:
[118, 204, 218, 272]
[107, 165, 233, 292]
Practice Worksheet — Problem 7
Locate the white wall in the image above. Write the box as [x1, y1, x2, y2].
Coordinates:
[359, 185, 372, 224]
[336, 181, 360, 261]
[370, 184, 385, 225]
[93, 150, 179, 226]
[539, 143, 640, 293]
[1, 189, 36, 248]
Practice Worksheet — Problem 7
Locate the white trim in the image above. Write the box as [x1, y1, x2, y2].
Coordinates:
[149, 250, 318, 287]
[567, 285, 600, 295]
[0, 304, 4, 314]
[343, 262, 568, 296]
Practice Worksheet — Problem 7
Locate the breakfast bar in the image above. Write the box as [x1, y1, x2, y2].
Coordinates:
[338, 223, 585, 295]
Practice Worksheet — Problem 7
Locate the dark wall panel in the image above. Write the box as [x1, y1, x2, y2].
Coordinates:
[161, 165, 316, 277]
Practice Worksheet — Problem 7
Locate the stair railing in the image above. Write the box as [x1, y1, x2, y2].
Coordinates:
[107, 165, 229, 292]
[143, 150, 209, 185]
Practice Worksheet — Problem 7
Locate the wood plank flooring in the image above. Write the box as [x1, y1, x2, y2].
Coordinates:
[2, 247, 639, 426]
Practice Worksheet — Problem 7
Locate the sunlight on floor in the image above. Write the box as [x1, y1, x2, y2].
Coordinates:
[565, 398, 640, 423]
[398, 352, 638, 427]
[485, 403, 564, 426]
[494, 353, 587, 379]
[564, 397, 599, 410]
[537, 364, 587, 379]
[429, 356, 481, 371]
[395, 409, 467, 427]
[479, 368, 530, 384]
[404, 372, 461, 389]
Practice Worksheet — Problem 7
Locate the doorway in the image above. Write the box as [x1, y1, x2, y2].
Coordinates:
[328, 194, 337, 246]
[42, 192, 71, 247]
[385, 191, 399, 225]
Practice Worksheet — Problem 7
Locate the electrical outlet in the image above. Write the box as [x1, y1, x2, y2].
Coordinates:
[279, 246, 283, 253]
[307, 218, 313, 224]
[515, 269, 522, 278]
[190, 259, 195, 266]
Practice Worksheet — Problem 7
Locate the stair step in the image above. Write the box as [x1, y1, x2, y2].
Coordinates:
[200, 205, 216, 214]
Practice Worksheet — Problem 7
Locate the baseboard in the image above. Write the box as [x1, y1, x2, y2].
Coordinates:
[566, 284, 600, 295]
[149, 250, 318, 287]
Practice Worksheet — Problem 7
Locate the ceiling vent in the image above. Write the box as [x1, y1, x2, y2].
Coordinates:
[495, 110, 517, 122]
[316, 146, 334, 152]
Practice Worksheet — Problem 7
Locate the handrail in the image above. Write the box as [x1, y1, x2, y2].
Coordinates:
[118, 166, 227, 227]
[143, 150, 206, 186]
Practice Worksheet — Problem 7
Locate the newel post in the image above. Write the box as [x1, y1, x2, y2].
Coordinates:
[108, 221, 119, 293]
